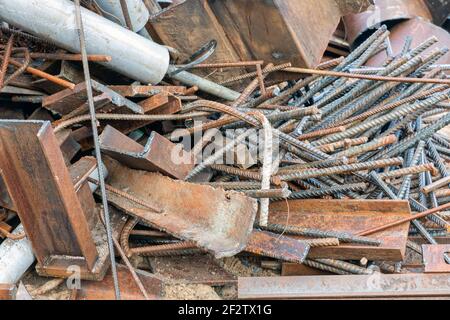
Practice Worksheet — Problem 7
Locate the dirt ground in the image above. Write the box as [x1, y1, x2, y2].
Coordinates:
[19, 254, 278, 300]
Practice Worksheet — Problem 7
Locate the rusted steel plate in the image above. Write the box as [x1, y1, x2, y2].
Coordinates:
[281, 263, 333, 276]
[148, 0, 246, 83]
[238, 274, 450, 299]
[35, 206, 126, 281]
[0, 284, 17, 300]
[108, 85, 187, 97]
[210, 0, 370, 69]
[42, 82, 99, 115]
[148, 255, 236, 286]
[269, 200, 411, 261]
[99, 125, 194, 180]
[55, 129, 81, 165]
[102, 158, 257, 258]
[343, 0, 432, 46]
[74, 265, 163, 300]
[42, 80, 143, 115]
[245, 230, 310, 264]
[69, 157, 100, 228]
[367, 17, 450, 66]
[33, 60, 85, 94]
[422, 244, 450, 273]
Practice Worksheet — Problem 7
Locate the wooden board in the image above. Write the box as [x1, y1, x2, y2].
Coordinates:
[102, 158, 257, 259]
[269, 200, 411, 261]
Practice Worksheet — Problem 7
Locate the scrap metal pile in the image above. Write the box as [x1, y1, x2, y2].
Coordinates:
[0, 0, 450, 300]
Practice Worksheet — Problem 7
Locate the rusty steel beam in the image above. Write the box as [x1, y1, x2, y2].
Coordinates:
[245, 230, 310, 264]
[42, 80, 144, 115]
[0, 121, 111, 280]
[99, 125, 194, 180]
[238, 274, 450, 299]
[102, 158, 257, 258]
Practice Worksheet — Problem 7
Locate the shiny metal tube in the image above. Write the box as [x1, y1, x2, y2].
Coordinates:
[95, 0, 149, 32]
[0, 225, 35, 284]
[168, 65, 240, 101]
[0, 0, 169, 84]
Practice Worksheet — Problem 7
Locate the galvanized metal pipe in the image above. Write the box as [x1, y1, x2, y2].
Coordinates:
[95, 0, 149, 32]
[0, 225, 35, 284]
[167, 65, 240, 101]
[0, 0, 169, 84]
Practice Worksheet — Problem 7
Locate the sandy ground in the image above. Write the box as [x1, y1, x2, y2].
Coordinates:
[19, 254, 278, 300]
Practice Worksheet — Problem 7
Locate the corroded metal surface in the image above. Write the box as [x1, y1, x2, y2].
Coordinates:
[367, 18, 450, 66]
[102, 157, 257, 258]
[343, 0, 432, 46]
[245, 230, 310, 264]
[42, 80, 143, 115]
[238, 274, 450, 299]
[99, 125, 194, 180]
[422, 244, 450, 273]
[0, 121, 98, 270]
[210, 0, 370, 69]
[269, 200, 411, 261]
[74, 265, 163, 300]
[0, 121, 117, 280]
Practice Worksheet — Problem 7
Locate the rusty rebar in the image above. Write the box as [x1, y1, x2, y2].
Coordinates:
[261, 223, 381, 246]
[0, 35, 13, 89]
[88, 177, 164, 213]
[219, 63, 291, 85]
[130, 241, 199, 256]
[378, 163, 438, 180]
[279, 158, 403, 181]
[319, 137, 368, 153]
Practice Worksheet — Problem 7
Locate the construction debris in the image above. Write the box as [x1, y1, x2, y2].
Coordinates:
[0, 0, 449, 302]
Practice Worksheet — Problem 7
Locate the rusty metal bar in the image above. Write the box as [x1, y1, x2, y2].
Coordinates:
[358, 202, 450, 236]
[285, 67, 450, 85]
[0, 53, 75, 89]
[0, 35, 13, 89]
[238, 274, 450, 299]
